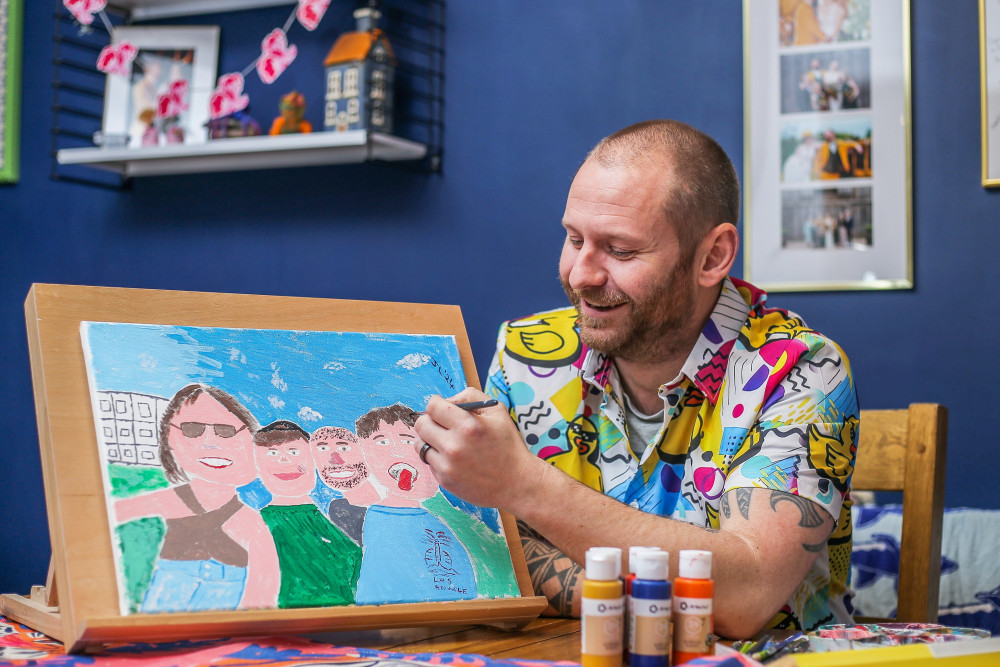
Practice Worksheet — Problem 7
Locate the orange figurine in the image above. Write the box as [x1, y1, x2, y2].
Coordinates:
[269, 91, 313, 135]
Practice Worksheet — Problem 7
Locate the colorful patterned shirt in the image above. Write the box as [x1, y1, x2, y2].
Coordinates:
[483, 277, 859, 630]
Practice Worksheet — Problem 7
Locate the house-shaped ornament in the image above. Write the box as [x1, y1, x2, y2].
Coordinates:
[323, 8, 396, 134]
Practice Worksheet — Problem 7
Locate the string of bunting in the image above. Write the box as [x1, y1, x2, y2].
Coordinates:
[63, 0, 332, 121]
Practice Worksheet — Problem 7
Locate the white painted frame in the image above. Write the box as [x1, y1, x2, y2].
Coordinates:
[102, 25, 220, 148]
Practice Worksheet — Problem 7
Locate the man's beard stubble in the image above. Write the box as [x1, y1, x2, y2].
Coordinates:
[560, 264, 697, 364]
[320, 462, 369, 489]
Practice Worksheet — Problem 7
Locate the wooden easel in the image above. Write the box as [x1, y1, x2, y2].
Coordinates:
[0, 284, 546, 653]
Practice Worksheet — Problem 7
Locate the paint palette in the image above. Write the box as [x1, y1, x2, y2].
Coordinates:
[816, 622, 992, 645]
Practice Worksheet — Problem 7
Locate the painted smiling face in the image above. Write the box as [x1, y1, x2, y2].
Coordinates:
[362, 419, 438, 506]
[310, 426, 369, 490]
[166, 393, 257, 486]
[255, 434, 315, 498]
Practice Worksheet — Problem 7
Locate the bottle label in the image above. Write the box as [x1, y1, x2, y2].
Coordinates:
[629, 599, 671, 656]
[672, 596, 713, 655]
[582, 597, 625, 656]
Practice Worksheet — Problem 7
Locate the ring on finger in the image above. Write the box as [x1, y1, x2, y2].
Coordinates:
[419, 442, 433, 464]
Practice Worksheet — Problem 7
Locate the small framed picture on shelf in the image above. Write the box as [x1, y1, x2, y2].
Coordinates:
[102, 26, 220, 149]
[743, 0, 912, 291]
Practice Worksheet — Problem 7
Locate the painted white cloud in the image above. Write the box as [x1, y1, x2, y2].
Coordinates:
[270, 362, 288, 392]
[397, 353, 431, 370]
[298, 406, 323, 422]
[269, 395, 285, 409]
[323, 361, 346, 371]
[228, 347, 246, 364]
[138, 352, 157, 369]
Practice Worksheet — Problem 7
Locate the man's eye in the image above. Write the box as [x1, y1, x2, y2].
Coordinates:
[316, 444, 330, 451]
[610, 248, 635, 259]
[337, 444, 351, 452]
[376, 438, 391, 446]
[567, 237, 583, 248]
[288, 448, 299, 456]
[401, 438, 415, 446]
[267, 450, 279, 456]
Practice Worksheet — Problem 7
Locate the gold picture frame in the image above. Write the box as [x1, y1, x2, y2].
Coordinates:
[743, 0, 913, 291]
[981, 0, 1000, 186]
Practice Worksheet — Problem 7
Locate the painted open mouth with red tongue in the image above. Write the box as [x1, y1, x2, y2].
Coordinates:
[388, 462, 418, 491]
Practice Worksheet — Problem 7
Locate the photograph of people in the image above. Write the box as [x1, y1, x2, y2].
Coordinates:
[780, 186, 872, 250]
[781, 49, 869, 114]
[781, 117, 872, 182]
[778, 0, 871, 46]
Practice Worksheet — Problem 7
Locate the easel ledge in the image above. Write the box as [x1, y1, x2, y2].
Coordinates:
[10, 283, 547, 654]
[1, 593, 546, 654]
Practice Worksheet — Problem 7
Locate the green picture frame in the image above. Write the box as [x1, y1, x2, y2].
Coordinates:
[0, 0, 22, 183]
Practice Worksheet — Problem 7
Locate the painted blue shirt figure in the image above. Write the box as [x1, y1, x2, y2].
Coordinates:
[353, 404, 478, 604]
[356, 505, 476, 604]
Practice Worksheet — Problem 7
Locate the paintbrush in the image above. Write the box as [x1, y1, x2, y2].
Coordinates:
[410, 399, 498, 418]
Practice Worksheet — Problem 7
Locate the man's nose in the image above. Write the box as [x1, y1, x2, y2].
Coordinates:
[329, 451, 345, 465]
[568, 245, 607, 290]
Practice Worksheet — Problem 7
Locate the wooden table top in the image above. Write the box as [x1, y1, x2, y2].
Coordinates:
[306, 617, 582, 663]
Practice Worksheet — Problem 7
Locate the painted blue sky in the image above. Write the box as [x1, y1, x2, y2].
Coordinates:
[80, 322, 467, 431]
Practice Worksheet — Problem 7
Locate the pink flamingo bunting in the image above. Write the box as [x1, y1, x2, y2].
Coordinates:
[297, 0, 331, 31]
[256, 28, 298, 84]
[96, 40, 137, 76]
[209, 72, 251, 119]
[157, 79, 190, 119]
[63, 0, 107, 26]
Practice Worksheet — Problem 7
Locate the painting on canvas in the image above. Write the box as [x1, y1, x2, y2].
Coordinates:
[80, 322, 520, 615]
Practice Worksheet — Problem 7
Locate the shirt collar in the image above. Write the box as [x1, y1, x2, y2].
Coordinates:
[579, 277, 753, 405]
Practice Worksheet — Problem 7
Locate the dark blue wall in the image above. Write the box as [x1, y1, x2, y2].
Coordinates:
[1, 2, 995, 596]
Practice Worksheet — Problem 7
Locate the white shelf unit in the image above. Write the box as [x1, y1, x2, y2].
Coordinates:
[58, 131, 428, 177]
[52, 0, 445, 185]
[114, 1, 296, 21]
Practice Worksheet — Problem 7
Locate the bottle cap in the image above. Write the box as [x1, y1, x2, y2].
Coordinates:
[586, 547, 622, 581]
[678, 549, 712, 579]
[635, 550, 669, 580]
[628, 546, 661, 574]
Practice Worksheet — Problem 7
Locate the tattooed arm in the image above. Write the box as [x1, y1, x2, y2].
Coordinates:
[517, 519, 583, 617]
[414, 388, 839, 638]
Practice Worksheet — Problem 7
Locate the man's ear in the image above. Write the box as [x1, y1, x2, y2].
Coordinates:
[694, 223, 739, 287]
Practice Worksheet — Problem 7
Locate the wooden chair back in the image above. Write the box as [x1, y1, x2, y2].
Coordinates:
[852, 403, 948, 623]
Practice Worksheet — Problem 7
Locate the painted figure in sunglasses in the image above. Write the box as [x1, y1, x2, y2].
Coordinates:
[114, 384, 279, 613]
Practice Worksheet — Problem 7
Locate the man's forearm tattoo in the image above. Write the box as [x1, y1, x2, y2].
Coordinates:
[517, 519, 581, 617]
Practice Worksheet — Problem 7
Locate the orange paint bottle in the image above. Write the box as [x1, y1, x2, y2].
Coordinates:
[671, 550, 714, 665]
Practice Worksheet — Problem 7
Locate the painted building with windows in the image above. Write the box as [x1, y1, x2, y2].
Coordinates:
[323, 8, 396, 134]
[93, 390, 168, 467]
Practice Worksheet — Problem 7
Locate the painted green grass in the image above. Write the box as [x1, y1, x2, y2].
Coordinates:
[109, 463, 168, 498]
[107, 464, 168, 611]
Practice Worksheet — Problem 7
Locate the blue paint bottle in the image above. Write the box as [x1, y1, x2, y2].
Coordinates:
[628, 550, 672, 667]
